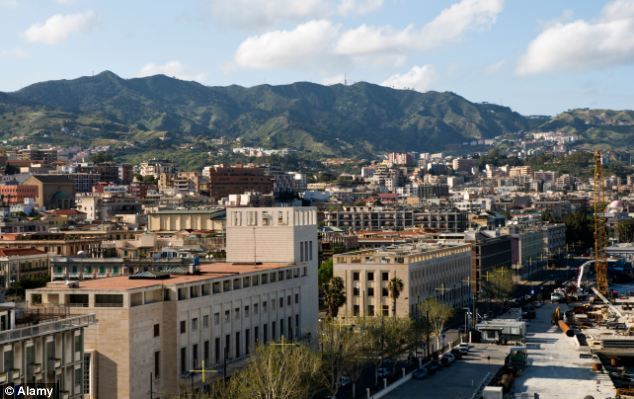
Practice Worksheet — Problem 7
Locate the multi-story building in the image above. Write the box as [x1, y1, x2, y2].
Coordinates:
[464, 230, 512, 296]
[139, 159, 177, 178]
[17, 147, 58, 164]
[21, 175, 75, 210]
[75, 193, 142, 222]
[541, 223, 566, 264]
[147, 208, 226, 232]
[0, 307, 96, 399]
[333, 242, 471, 318]
[508, 228, 545, 280]
[0, 248, 49, 289]
[0, 233, 102, 257]
[509, 166, 533, 177]
[206, 166, 274, 200]
[26, 206, 318, 399]
[323, 206, 468, 232]
[0, 184, 38, 204]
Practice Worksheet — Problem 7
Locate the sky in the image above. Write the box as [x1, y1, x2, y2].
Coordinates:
[1, 0, 634, 115]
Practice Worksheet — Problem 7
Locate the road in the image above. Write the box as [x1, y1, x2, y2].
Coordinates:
[511, 303, 616, 398]
[383, 343, 507, 399]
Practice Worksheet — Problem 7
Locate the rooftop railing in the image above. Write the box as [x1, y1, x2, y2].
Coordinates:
[0, 314, 96, 344]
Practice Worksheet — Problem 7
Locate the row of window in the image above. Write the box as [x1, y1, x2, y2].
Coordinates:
[351, 304, 390, 316]
[352, 271, 390, 282]
[155, 315, 301, 377]
[177, 267, 306, 300]
[299, 240, 314, 262]
[175, 294, 301, 334]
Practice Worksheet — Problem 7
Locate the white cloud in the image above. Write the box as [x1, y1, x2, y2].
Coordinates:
[517, 0, 634, 75]
[233, 0, 502, 71]
[137, 60, 207, 82]
[209, 0, 329, 27]
[337, 0, 383, 15]
[209, 0, 383, 27]
[335, 0, 503, 56]
[23, 11, 97, 44]
[485, 59, 506, 74]
[321, 73, 346, 85]
[381, 65, 436, 92]
[0, 48, 28, 59]
[234, 20, 339, 69]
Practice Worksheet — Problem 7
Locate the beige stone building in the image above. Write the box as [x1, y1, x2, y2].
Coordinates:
[26, 206, 318, 399]
[147, 208, 225, 232]
[333, 242, 471, 318]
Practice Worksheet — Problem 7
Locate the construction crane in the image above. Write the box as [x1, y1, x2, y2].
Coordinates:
[593, 149, 609, 296]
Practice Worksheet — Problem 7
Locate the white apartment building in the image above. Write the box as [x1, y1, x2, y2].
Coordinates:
[26, 206, 318, 399]
[0, 303, 96, 399]
[333, 242, 471, 318]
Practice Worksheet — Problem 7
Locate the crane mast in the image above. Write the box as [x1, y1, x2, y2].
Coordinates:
[594, 149, 609, 296]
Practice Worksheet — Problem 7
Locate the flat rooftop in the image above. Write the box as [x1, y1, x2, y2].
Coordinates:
[34, 262, 291, 291]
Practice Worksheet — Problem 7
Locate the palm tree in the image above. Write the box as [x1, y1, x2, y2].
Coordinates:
[323, 277, 346, 318]
[387, 277, 404, 318]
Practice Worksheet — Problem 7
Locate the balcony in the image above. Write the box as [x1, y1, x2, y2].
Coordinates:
[48, 358, 62, 369]
[0, 314, 97, 344]
[31, 363, 42, 374]
[0, 371, 7, 384]
[11, 369, 20, 379]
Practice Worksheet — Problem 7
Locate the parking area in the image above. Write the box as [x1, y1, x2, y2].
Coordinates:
[383, 343, 508, 399]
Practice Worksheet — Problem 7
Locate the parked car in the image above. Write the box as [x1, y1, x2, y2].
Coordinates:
[457, 342, 470, 354]
[412, 367, 428, 380]
[440, 352, 455, 367]
[450, 348, 463, 359]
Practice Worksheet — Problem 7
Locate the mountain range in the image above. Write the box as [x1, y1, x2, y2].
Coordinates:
[0, 71, 632, 157]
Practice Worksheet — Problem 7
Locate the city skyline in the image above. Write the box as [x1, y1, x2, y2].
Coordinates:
[1, 0, 634, 115]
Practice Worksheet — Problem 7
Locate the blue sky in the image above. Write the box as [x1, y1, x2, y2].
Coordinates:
[1, 0, 633, 115]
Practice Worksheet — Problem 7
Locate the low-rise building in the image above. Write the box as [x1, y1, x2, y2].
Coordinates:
[147, 208, 225, 232]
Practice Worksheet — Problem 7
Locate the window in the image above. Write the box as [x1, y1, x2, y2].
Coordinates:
[287, 295, 291, 306]
[225, 335, 231, 359]
[192, 318, 198, 331]
[279, 297, 284, 308]
[192, 344, 198, 369]
[353, 287, 360, 296]
[153, 324, 160, 337]
[382, 305, 389, 316]
[382, 272, 389, 281]
[180, 320, 186, 334]
[245, 329, 250, 354]
[280, 319, 285, 337]
[300, 242, 304, 262]
[180, 347, 187, 374]
[263, 323, 268, 343]
[215, 338, 220, 364]
[254, 303, 259, 314]
[382, 288, 389, 297]
[368, 305, 375, 316]
[263, 301, 268, 312]
[368, 287, 374, 297]
[295, 294, 299, 304]
[235, 307, 240, 320]
[353, 305, 360, 316]
[309, 241, 313, 260]
[214, 312, 220, 325]
[353, 272, 360, 281]
[75, 367, 82, 386]
[203, 315, 209, 328]
[236, 332, 241, 357]
[154, 351, 160, 378]
[204, 341, 209, 364]
[272, 321, 277, 340]
[367, 272, 374, 281]
[224, 310, 230, 322]
[244, 305, 249, 317]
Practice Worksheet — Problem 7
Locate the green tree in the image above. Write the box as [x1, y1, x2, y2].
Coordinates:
[318, 258, 333, 288]
[563, 210, 594, 253]
[323, 277, 346, 318]
[417, 298, 454, 350]
[222, 343, 324, 399]
[319, 320, 365, 398]
[482, 267, 515, 303]
[359, 317, 414, 384]
[387, 277, 404, 318]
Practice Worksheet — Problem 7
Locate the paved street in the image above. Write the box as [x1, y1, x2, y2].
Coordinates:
[383, 343, 507, 399]
[511, 303, 616, 398]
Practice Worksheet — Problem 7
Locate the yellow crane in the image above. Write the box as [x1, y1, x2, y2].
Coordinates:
[594, 149, 609, 296]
